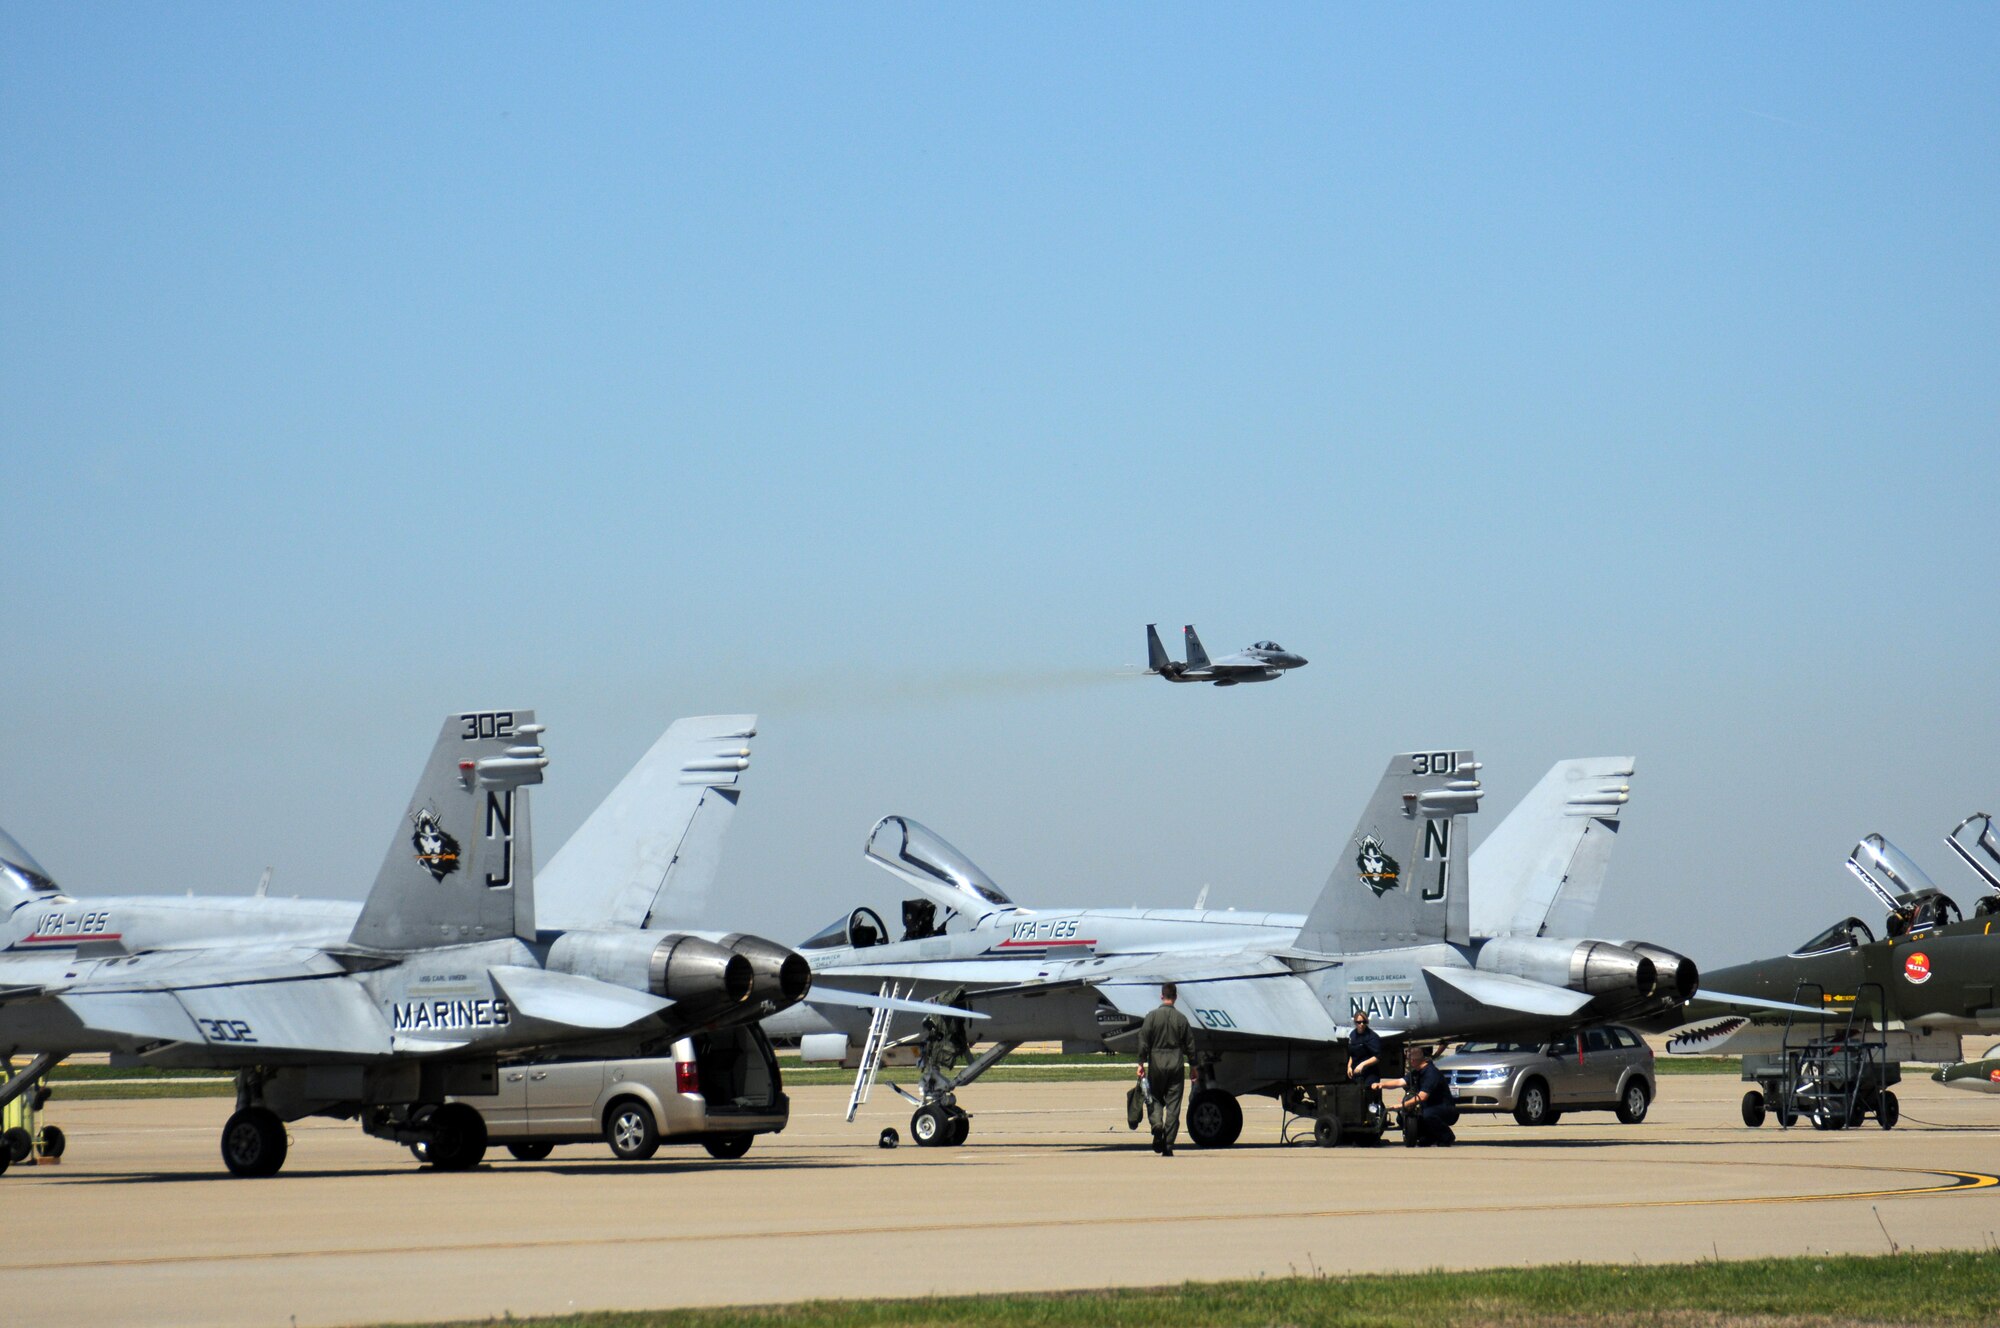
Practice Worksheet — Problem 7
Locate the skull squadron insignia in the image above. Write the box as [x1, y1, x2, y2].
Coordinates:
[1356, 835, 1400, 896]
[410, 807, 461, 882]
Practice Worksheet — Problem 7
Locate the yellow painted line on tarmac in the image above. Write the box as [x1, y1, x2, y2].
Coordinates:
[9, 1164, 1994, 1274]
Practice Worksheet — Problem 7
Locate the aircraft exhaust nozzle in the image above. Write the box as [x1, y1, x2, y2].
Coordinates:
[547, 929, 753, 1005]
[652, 936, 755, 1004]
[719, 932, 813, 1006]
[1475, 936, 1656, 998]
[1622, 942, 1698, 1004]
[1570, 941, 1655, 998]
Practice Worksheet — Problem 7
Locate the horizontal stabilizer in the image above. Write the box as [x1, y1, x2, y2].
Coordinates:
[1098, 970, 1343, 1043]
[488, 965, 671, 1030]
[807, 985, 993, 1020]
[1423, 966, 1594, 1018]
[58, 991, 205, 1045]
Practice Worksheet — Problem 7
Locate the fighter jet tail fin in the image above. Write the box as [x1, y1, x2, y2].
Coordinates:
[1469, 757, 1634, 938]
[1295, 750, 1482, 954]
[537, 715, 757, 931]
[348, 710, 548, 953]
[1182, 625, 1211, 669]
[1146, 624, 1173, 673]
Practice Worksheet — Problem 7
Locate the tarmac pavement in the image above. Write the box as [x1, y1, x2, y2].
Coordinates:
[5, 1076, 1999, 1327]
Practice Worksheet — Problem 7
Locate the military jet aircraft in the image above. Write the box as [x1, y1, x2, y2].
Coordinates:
[768, 749, 1721, 1148]
[1645, 814, 2000, 1126]
[1145, 624, 1307, 685]
[0, 709, 953, 1178]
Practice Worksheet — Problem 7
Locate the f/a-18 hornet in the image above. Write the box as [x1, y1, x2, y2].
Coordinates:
[0, 709, 949, 1178]
[1144, 624, 1307, 685]
[771, 750, 1747, 1147]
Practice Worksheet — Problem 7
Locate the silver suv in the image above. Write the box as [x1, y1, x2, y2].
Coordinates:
[1436, 1025, 1654, 1126]
[450, 1024, 788, 1163]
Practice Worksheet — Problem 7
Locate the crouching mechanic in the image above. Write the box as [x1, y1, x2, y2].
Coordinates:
[1375, 1045, 1459, 1147]
[1136, 982, 1198, 1156]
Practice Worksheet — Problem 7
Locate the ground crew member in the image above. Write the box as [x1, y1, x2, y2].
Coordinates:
[1136, 982, 1198, 1156]
[1374, 1045, 1458, 1147]
[1345, 1011, 1385, 1090]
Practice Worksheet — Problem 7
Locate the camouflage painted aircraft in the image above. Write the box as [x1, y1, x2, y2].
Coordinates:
[768, 750, 1730, 1148]
[0, 710, 949, 1178]
[1656, 814, 2000, 1077]
[1144, 624, 1307, 685]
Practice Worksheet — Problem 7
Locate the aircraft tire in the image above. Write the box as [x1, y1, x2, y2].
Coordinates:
[4, 1127, 31, 1162]
[604, 1099, 659, 1162]
[1616, 1079, 1651, 1125]
[37, 1125, 64, 1159]
[1186, 1089, 1243, 1148]
[426, 1103, 488, 1171]
[220, 1107, 288, 1178]
[944, 1110, 971, 1147]
[1741, 1091, 1766, 1127]
[506, 1141, 555, 1161]
[703, 1132, 754, 1159]
[1775, 1100, 1797, 1128]
[910, 1103, 950, 1147]
[1878, 1090, 1899, 1129]
[1512, 1079, 1556, 1127]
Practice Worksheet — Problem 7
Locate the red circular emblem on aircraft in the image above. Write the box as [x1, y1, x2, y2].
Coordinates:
[1990, 1068, 2000, 1084]
[1904, 951, 1931, 985]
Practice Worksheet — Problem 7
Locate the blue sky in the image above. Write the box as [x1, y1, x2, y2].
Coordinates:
[4, 6, 1995, 964]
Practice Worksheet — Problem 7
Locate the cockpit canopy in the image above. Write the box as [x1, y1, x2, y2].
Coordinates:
[864, 816, 1014, 912]
[0, 827, 59, 899]
[1792, 916, 1875, 957]
[801, 906, 890, 951]
[1252, 641, 1284, 652]
[1845, 834, 1940, 906]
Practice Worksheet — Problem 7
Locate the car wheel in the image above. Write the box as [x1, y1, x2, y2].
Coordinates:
[703, 1132, 754, 1159]
[426, 1103, 488, 1171]
[1186, 1090, 1243, 1148]
[1512, 1079, 1556, 1127]
[36, 1125, 65, 1159]
[911, 1103, 950, 1147]
[605, 1099, 660, 1161]
[220, 1107, 289, 1178]
[1741, 1091, 1766, 1127]
[1616, 1078, 1651, 1125]
[506, 1141, 555, 1161]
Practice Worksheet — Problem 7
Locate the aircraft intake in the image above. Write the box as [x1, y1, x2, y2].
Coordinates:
[1474, 936, 1658, 1000]
[546, 930, 754, 1005]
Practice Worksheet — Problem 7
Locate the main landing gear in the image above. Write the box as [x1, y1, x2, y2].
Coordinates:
[1185, 1088, 1244, 1148]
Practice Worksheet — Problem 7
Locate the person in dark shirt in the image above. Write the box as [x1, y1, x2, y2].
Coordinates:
[1374, 1045, 1459, 1147]
[1345, 1012, 1385, 1090]
[1136, 982, 1199, 1156]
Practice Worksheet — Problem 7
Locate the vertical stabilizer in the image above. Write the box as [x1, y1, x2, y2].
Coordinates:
[537, 714, 757, 930]
[1146, 624, 1173, 672]
[348, 710, 547, 952]
[1295, 750, 1482, 954]
[1182, 625, 1211, 669]
[1470, 757, 1634, 938]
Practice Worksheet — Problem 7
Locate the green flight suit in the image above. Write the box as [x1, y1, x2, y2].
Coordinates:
[1136, 1002, 1198, 1150]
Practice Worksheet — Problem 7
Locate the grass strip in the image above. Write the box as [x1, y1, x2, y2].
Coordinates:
[48, 1081, 234, 1100]
[386, 1251, 2000, 1327]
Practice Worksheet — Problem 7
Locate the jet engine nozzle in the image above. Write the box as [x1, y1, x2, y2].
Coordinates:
[1622, 942, 1698, 1004]
[1569, 941, 1655, 999]
[1474, 936, 1657, 999]
[547, 930, 754, 1005]
[717, 932, 813, 1007]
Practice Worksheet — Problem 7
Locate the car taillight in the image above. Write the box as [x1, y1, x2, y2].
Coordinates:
[676, 1059, 700, 1095]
